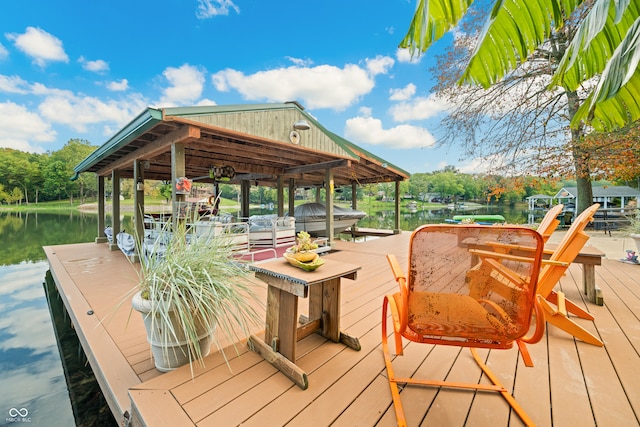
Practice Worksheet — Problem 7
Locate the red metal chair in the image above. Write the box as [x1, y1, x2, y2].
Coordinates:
[382, 224, 545, 427]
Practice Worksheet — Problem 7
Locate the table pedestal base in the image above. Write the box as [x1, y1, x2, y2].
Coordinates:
[249, 335, 309, 390]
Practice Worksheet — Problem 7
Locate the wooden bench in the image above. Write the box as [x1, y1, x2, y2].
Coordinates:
[545, 244, 605, 305]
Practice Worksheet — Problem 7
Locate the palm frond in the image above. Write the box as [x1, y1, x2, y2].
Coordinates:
[461, 0, 583, 87]
[399, 0, 475, 55]
[573, 67, 640, 130]
[552, 0, 639, 90]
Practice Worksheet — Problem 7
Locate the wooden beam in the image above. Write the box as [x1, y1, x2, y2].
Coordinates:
[285, 159, 350, 175]
[96, 125, 200, 175]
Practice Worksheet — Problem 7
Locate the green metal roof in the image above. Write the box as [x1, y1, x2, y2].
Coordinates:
[73, 102, 410, 185]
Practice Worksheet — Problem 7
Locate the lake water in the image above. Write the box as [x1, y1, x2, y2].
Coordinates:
[0, 211, 124, 427]
[0, 204, 531, 426]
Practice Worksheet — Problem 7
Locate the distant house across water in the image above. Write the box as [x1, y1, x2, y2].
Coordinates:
[553, 186, 640, 210]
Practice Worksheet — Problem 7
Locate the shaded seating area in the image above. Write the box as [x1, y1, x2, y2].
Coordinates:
[383, 224, 546, 427]
[247, 215, 297, 249]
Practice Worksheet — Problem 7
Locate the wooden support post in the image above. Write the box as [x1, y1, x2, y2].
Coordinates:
[325, 168, 334, 243]
[394, 180, 401, 234]
[277, 175, 285, 217]
[133, 160, 145, 262]
[110, 170, 121, 252]
[289, 178, 295, 218]
[171, 143, 186, 230]
[95, 175, 107, 243]
[241, 180, 251, 219]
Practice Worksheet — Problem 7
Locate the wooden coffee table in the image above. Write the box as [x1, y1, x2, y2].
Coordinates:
[249, 258, 361, 389]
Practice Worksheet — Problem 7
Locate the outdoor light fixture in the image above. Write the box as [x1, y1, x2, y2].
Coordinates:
[293, 119, 311, 130]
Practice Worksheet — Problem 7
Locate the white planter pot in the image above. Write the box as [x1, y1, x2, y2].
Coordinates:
[132, 291, 213, 372]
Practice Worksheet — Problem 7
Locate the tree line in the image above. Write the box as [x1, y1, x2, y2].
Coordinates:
[2, 140, 635, 208]
[0, 140, 97, 205]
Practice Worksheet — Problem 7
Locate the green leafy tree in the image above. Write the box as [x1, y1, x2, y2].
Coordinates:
[44, 160, 72, 201]
[46, 139, 97, 204]
[401, 0, 640, 212]
[159, 181, 173, 202]
[430, 170, 465, 200]
[0, 183, 8, 204]
[7, 187, 24, 205]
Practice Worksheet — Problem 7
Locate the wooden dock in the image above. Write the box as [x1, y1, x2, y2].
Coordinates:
[44, 232, 640, 426]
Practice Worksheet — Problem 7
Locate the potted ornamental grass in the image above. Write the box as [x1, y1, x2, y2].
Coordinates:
[130, 219, 263, 373]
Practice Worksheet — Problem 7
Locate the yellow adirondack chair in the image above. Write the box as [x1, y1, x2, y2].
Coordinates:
[536, 204, 603, 346]
[470, 204, 603, 349]
[382, 225, 545, 427]
[536, 204, 564, 243]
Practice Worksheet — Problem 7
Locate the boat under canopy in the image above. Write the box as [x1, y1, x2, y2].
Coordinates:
[293, 203, 367, 236]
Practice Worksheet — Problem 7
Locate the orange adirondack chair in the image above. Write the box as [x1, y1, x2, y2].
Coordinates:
[470, 204, 603, 348]
[382, 225, 545, 427]
[536, 204, 564, 243]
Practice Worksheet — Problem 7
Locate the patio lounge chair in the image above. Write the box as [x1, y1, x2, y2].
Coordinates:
[382, 224, 545, 427]
[248, 215, 296, 248]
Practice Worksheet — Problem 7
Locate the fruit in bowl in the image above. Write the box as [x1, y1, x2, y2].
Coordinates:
[285, 231, 324, 270]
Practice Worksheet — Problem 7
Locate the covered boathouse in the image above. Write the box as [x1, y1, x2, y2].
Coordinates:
[72, 101, 410, 253]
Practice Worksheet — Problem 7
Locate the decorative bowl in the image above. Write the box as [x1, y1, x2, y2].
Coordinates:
[283, 251, 325, 271]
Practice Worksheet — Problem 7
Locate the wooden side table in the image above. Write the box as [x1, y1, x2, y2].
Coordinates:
[249, 258, 361, 389]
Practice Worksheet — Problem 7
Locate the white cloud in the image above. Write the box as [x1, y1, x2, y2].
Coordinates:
[344, 116, 436, 149]
[30, 82, 74, 97]
[38, 92, 147, 133]
[396, 48, 421, 64]
[365, 55, 394, 76]
[286, 56, 313, 67]
[457, 157, 494, 174]
[212, 63, 379, 110]
[0, 102, 56, 152]
[358, 106, 373, 117]
[389, 94, 450, 122]
[196, 0, 239, 18]
[0, 71, 149, 150]
[196, 98, 217, 106]
[0, 42, 8, 59]
[389, 83, 416, 101]
[5, 27, 68, 67]
[107, 79, 129, 91]
[0, 74, 29, 94]
[157, 64, 206, 106]
[79, 56, 109, 73]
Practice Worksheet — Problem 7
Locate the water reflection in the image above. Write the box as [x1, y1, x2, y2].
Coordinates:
[0, 261, 75, 427]
[0, 211, 118, 427]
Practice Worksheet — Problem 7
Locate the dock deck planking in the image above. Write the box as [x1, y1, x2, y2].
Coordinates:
[44, 232, 640, 427]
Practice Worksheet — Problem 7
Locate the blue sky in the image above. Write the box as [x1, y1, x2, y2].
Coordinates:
[0, 0, 468, 174]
